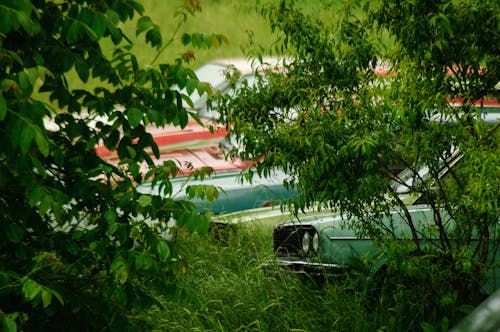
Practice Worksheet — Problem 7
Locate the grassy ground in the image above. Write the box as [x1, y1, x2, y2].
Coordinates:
[141, 224, 376, 331]
[116, 0, 275, 68]
[128, 0, 342, 68]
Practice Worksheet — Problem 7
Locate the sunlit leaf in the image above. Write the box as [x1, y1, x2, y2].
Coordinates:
[156, 239, 170, 259]
[21, 278, 42, 301]
[41, 290, 52, 308]
[137, 195, 152, 207]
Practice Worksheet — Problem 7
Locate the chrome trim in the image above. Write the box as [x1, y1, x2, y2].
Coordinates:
[328, 236, 370, 240]
[275, 259, 343, 269]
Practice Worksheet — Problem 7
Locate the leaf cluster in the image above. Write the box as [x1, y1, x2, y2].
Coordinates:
[215, 0, 499, 301]
[0, 0, 225, 330]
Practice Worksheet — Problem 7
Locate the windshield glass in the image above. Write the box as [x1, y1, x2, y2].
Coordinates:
[195, 63, 228, 88]
[188, 64, 229, 110]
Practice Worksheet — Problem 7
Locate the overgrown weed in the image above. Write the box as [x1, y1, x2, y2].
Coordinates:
[141, 224, 478, 331]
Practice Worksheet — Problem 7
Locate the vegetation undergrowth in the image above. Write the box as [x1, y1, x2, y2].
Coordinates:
[139, 224, 478, 331]
[141, 223, 364, 331]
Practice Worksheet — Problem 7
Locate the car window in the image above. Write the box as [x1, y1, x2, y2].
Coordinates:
[182, 63, 228, 111]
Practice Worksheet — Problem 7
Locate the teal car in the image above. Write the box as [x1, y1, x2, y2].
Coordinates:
[270, 154, 499, 294]
[213, 144, 498, 293]
[137, 169, 297, 214]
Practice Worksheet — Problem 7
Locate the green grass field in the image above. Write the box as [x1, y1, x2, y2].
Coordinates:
[61, 0, 341, 96]
[109, 0, 342, 68]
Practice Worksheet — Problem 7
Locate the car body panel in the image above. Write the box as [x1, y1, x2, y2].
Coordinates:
[138, 169, 298, 214]
[95, 57, 284, 175]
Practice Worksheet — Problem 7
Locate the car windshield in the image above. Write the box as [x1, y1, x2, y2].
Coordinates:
[188, 63, 229, 110]
[195, 63, 229, 88]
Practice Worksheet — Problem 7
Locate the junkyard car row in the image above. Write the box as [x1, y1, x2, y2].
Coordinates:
[97, 58, 500, 329]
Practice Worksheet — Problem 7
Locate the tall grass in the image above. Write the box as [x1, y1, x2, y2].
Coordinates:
[140, 223, 375, 331]
[137, 222, 478, 331]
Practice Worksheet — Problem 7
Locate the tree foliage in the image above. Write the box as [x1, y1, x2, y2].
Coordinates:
[0, 0, 225, 330]
[217, 0, 499, 300]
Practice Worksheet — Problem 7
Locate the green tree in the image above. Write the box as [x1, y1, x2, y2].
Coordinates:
[0, 0, 225, 330]
[216, 0, 499, 323]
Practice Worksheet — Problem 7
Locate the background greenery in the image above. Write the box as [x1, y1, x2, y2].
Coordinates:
[110, 0, 341, 68]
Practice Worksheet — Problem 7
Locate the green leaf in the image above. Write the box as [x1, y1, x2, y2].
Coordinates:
[51, 289, 64, 305]
[38, 196, 52, 216]
[18, 71, 33, 96]
[196, 81, 211, 96]
[110, 256, 124, 273]
[81, 23, 98, 41]
[104, 209, 117, 223]
[26, 186, 45, 206]
[145, 25, 162, 48]
[421, 322, 437, 332]
[41, 290, 52, 308]
[91, 12, 106, 39]
[134, 253, 146, 269]
[206, 185, 219, 201]
[0, 93, 7, 121]
[197, 215, 209, 236]
[204, 34, 214, 48]
[118, 191, 133, 208]
[179, 108, 188, 129]
[127, 107, 143, 127]
[21, 278, 42, 301]
[66, 20, 82, 44]
[34, 128, 49, 157]
[3, 315, 17, 332]
[16, 10, 37, 36]
[105, 9, 120, 26]
[0, 10, 13, 35]
[6, 223, 25, 243]
[110, 257, 128, 284]
[181, 33, 191, 45]
[440, 317, 449, 331]
[156, 239, 170, 259]
[186, 79, 197, 95]
[105, 15, 122, 44]
[20, 125, 34, 155]
[107, 222, 119, 236]
[136, 16, 153, 36]
[192, 33, 202, 48]
[115, 224, 128, 244]
[134, 253, 153, 270]
[75, 57, 90, 82]
[137, 195, 152, 207]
